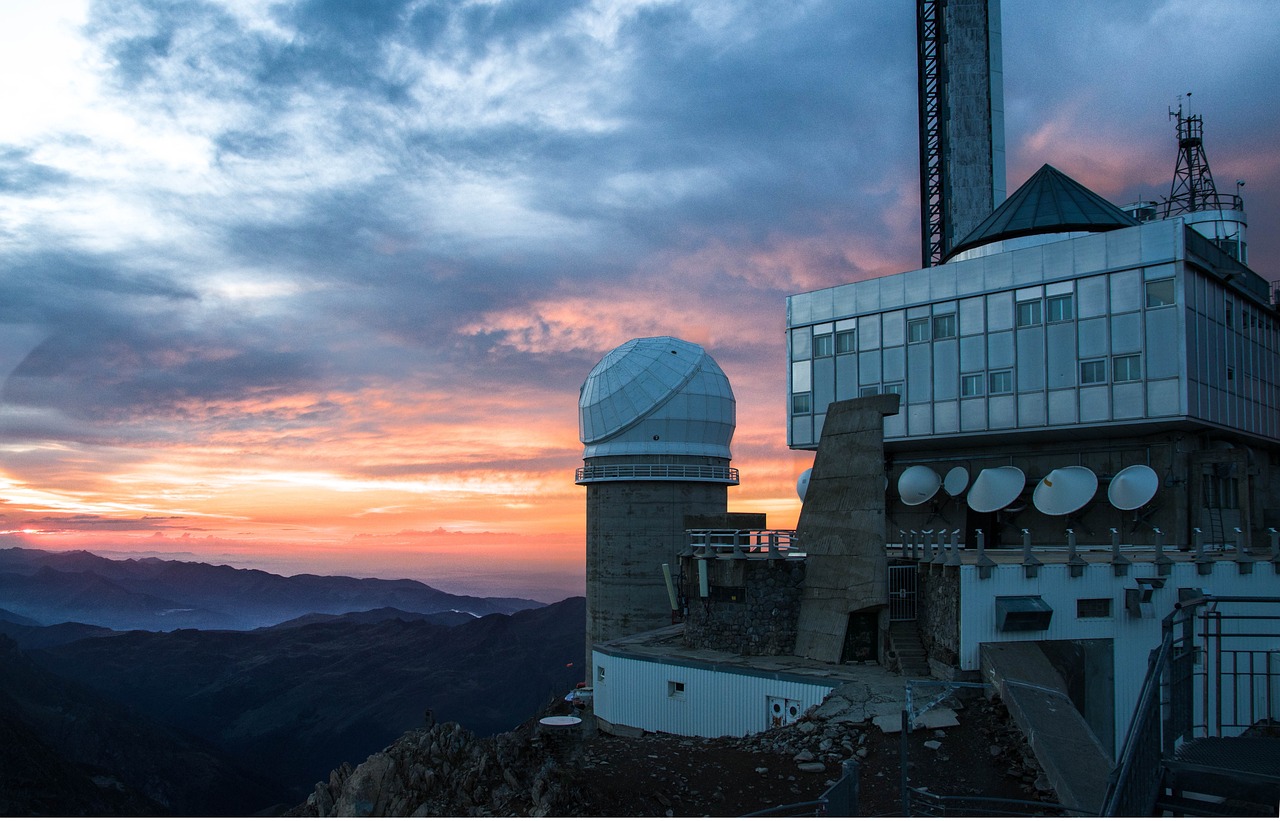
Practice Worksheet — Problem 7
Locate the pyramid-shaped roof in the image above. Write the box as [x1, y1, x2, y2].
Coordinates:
[945, 164, 1138, 261]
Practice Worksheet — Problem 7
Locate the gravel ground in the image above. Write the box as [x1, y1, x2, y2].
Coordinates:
[564, 691, 1063, 817]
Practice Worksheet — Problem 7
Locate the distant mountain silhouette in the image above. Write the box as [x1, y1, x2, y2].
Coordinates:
[263, 606, 477, 631]
[0, 547, 541, 630]
[0, 635, 284, 815]
[33, 597, 587, 804]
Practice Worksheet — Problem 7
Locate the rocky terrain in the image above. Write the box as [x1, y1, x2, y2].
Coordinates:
[293, 683, 1061, 817]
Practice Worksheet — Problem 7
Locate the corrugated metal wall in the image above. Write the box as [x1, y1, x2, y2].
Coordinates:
[592, 650, 834, 737]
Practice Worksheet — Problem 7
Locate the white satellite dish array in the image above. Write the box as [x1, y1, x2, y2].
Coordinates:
[876, 461, 1159, 516]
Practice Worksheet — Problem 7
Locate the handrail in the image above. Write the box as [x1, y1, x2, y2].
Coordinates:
[575, 464, 739, 484]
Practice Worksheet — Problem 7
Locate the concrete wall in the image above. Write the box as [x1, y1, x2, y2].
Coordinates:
[943, 0, 1003, 245]
[680, 556, 805, 656]
[584, 467, 729, 665]
[916, 566, 961, 667]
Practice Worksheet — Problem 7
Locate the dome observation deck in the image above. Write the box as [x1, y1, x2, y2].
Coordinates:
[577, 336, 736, 484]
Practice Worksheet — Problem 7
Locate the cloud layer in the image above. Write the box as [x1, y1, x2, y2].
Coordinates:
[1, 0, 1277, 597]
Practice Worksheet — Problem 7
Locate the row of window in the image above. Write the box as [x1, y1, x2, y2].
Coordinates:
[791, 354, 1143, 413]
[805, 280, 1178, 358]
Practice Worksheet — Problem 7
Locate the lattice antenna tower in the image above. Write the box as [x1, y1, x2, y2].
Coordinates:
[1164, 93, 1227, 217]
[917, 0, 948, 267]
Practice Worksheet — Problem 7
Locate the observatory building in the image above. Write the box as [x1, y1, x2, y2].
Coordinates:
[576, 337, 753, 664]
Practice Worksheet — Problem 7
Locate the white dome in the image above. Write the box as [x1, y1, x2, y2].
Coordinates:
[579, 337, 735, 458]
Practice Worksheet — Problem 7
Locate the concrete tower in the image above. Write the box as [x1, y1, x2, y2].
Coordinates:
[576, 336, 738, 663]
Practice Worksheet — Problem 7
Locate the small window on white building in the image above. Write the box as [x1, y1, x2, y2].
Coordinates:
[1080, 359, 1107, 384]
[1113, 354, 1141, 382]
[1016, 300, 1042, 327]
[1077, 598, 1112, 619]
[667, 681, 686, 699]
[597, 666, 605, 682]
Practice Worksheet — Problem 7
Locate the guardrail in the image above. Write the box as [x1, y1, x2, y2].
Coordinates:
[684, 529, 800, 558]
[574, 464, 739, 484]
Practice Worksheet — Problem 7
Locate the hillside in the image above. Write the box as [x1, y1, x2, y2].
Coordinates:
[0, 635, 283, 815]
[0, 547, 541, 630]
[33, 597, 587, 802]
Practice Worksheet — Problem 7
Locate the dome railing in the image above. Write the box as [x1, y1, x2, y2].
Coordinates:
[575, 464, 739, 484]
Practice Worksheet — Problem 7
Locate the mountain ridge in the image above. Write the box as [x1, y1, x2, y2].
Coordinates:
[0, 546, 542, 630]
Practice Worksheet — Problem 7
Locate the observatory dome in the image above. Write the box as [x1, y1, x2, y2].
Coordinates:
[579, 337, 735, 459]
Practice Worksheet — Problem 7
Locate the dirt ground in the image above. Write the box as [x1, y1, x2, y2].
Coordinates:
[562, 691, 1061, 817]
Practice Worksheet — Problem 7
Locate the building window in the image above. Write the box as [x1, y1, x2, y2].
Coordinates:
[1080, 359, 1107, 384]
[813, 333, 833, 358]
[792, 393, 811, 414]
[835, 330, 856, 354]
[1077, 598, 1112, 619]
[1047, 294, 1074, 322]
[667, 680, 686, 699]
[908, 318, 930, 343]
[883, 383, 903, 395]
[597, 666, 605, 682]
[1225, 297, 1234, 328]
[1016, 300, 1042, 327]
[1146, 279, 1175, 308]
[961, 374, 984, 397]
[1113, 354, 1141, 382]
[932, 314, 957, 339]
[988, 370, 1013, 394]
[859, 386, 880, 398]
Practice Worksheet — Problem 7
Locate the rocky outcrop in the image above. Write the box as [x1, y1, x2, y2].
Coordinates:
[291, 720, 584, 817]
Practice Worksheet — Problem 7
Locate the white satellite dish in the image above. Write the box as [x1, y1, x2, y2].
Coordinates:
[1108, 464, 1159, 510]
[898, 465, 942, 506]
[967, 466, 1026, 513]
[1033, 466, 1098, 516]
[943, 466, 970, 497]
[796, 468, 812, 501]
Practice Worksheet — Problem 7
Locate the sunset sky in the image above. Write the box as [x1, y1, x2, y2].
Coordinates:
[1, 0, 1277, 601]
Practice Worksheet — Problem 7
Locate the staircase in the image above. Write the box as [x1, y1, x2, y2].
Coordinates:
[1102, 595, 1280, 817]
[888, 622, 930, 677]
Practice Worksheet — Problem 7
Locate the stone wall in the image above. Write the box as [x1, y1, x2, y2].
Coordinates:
[680, 557, 805, 656]
[917, 566, 960, 667]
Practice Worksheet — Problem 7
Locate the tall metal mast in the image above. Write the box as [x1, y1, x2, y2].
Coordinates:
[917, 0, 947, 267]
[1164, 97, 1227, 217]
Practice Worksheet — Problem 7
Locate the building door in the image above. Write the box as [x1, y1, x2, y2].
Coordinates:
[888, 564, 918, 621]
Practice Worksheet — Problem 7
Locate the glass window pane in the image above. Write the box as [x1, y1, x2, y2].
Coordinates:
[814, 333, 833, 357]
[1113, 354, 1141, 382]
[1145, 278, 1175, 308]
[835, 330, 856, 354]
[932, 314, 957, 339]
[961, 374, 984, 397]
[792, 393, 811, 414]
[790, 327, 811, 360]
[989, 370, 1013, 394]
[1080, 359, 1107, 384]
[1016, 300, 1042, 327]
[908, 318, 929, 343]
[1047, 294, 1074, 322]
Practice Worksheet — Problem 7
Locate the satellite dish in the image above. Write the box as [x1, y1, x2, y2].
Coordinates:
[943, 466, 970, 497]
[1033, 466, 1098, 516]
[1108, 464, 1159, 510]
[796, 468, 812, 501]
[967, 466, 1026, 513]
[898, 465, 941, 506]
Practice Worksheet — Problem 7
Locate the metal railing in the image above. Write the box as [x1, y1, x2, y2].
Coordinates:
[743, 760, 859, 817]
[1102, 595, 1280, 816]
[685, 529, 800, 558]
[575, 463, 739, 484]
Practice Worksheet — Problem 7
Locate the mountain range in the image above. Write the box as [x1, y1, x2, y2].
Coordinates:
[0, 547, 540, 631]
[0, 547, 586, 814]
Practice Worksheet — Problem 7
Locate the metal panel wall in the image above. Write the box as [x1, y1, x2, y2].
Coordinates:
[592, 650, 834, 738]
[956, 561, 1280, 752]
